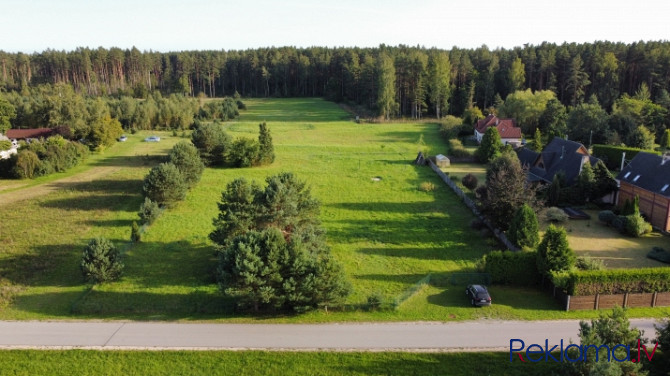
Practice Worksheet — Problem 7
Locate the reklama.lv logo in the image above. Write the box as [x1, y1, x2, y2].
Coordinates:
[510, 339, 658, 363]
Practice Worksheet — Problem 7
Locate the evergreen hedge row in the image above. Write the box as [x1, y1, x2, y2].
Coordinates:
[482, 250, 540, 286]
[567, 268, 670, 295]
[591, 144, 660, 170]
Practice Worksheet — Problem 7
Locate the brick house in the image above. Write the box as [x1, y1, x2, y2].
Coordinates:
[473, 115, 522, 146]
[616, 152, 670, 232]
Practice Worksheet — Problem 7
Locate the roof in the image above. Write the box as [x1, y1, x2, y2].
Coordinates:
[616, 152, 670, 198]
[474, 115, 521, 139]
[6, 128, 54, 140]
[516, 137, 601, 186]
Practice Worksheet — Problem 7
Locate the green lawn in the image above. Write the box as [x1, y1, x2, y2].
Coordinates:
[0, 350, 560, 376]
[1, 98, 669, 322]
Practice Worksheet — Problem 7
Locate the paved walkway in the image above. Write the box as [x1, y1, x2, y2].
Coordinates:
[0, 319, 660, 351]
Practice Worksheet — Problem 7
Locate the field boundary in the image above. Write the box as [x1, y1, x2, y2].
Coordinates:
[427, 159, 518, 252]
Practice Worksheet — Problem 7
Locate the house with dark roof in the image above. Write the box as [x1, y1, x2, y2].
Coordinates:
[516, 137, 601, 186]
[6, 128, 54, 140]
[616, 152, 670, 232]
[473, 115, 522, 146]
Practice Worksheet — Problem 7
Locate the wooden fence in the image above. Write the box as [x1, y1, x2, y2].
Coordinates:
[564, 291, 670, 311]
[427, 159, 519, 252]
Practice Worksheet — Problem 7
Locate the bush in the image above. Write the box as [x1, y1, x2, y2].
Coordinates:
[366, 292, 384, 311]
[143, 162, 187, 207]
[591, 144, 661, 170]
[544, 207, 568, 222]
[507, 204, 539, 249]
[461, 174, 478, 190]
[419, 181, 436, 192]
[80, 237, 124, 283]
[612, 215, 627, 232]
[482, 250, 540, 286]
[130, 221, 141, 243]
[191, 123, 232, 166]
[576, 255, 605, 270]
[536, 224, 575, 278]
[138, 197, 161, 224]
[13, 150, 40, 179]
[566, 268, 670, 295]
[439, 116, 464, 139]
[598, 210, 616, 225]
[228, 137, 260, 167]
[0, 140, 11, 151]
[448, 139, 472, 158]
[168, 141, 204, 188]
[624, 214, 652, 237]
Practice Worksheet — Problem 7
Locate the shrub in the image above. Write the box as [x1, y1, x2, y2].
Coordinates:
[598, 210, 615, 225]
[366, 292, 384, 311]
[228, 137, 260, 167]
[576, 255, 605, 270]
[419, 181, 436, 192]
[482, 250, 540, 286]
[624, 214, 652, 237]
[191, 123, 232, 166]
[80, 237, 124, 283]
[439, 116, 463, 139]
[130, 221, 141, 243]
[138, 197, 161, 224]
[566, 268, 670, 295]
[448, 139, 472, 158]
[0, 140, 11, 151]
[545, 207, 568, 222]
[536, 224, 575, 278]
[591, 144, 661, 170]
[612, 215, 627, 232]
[143, 162, 187, 207]
[461, 174, 478, 190]
[13, 150, 40, 179]
[168, 141, 204, 188]
[507, 204, 539, 249]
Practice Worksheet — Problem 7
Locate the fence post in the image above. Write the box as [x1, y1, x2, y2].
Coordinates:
[623, 293, 629, 308]
[652, 292, 658, 307]
[566, 295, 570, 311]
[595, 293, 600, 310]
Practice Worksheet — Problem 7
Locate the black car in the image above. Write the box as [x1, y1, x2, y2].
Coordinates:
[466, 284, 492, 306]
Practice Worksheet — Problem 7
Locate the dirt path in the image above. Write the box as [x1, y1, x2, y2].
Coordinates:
[0, 166, 122, 206]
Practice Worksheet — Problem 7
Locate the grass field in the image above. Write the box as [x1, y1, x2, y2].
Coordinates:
[1, 98, 669, 321]
[0, 350, 560, 376]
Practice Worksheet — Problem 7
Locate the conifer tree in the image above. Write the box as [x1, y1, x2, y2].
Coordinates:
[507, 204, 539, 249]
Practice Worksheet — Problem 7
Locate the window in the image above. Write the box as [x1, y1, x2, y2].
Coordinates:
[624, 172, 631, 179]
[633, 175, 641, 182]
[662, 184, 669, 192]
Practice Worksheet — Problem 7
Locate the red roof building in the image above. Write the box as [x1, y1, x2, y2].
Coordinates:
[6, 128, 54, 140]
[473, 115, 522, 145]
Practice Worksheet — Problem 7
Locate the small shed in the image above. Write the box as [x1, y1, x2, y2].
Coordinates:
[435, 154, 450, 167]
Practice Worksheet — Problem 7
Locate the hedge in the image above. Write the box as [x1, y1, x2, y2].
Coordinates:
[591, 144, 661, 170]
[482, 250, 540, 286]
[566, 268, 670, 295]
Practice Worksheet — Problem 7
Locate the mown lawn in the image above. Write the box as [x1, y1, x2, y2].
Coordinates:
[1, 98, 669, 321]
[0, 350, 560, 376]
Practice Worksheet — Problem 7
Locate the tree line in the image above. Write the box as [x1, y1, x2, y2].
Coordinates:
[1, 41, 670, 118]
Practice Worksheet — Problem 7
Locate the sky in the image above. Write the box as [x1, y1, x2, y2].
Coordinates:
[1, 0, 669, 53]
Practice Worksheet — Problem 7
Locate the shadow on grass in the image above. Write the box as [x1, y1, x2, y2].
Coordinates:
[91, 154, 167, 167]
[0, 243, 83, 286]
[40, 194, 139, 211]
[354, 273, 430, 284]
[426, 285, 564, 311]
[85, 219, 136, 228]
[357, 247, 463, 261]
[47, 178, 144, 194]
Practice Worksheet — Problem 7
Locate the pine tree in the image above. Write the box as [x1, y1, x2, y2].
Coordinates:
[532, 128, 543, 152]
[536, 225, 575, 278]
[257, 122, 275, 165]
[477, 127, 502, 163]
[168, 141, 204, 188]
[659, 129, 670, 149]
[80, 237, 124, 283]
[143, 162, 187, 207]
[576, 161, 595, 203]
[507, 204, 539, 249]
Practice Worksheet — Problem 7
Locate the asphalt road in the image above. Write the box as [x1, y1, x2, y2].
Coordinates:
[0, 319, 661, 351]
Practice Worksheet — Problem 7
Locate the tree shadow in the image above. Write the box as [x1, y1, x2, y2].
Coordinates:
[85, 219, 136, 227]
[354, 273, 429, 284]
[91, 154, 167, 168]
[47, 179, 144, 194]
[357, 247, 468, 261]
[40, 193, 139, 211]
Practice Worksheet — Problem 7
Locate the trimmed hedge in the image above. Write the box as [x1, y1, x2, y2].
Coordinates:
[566, 268, 670, 295]
[482, 250, 540, 286]
[591, 144, 660, 170]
